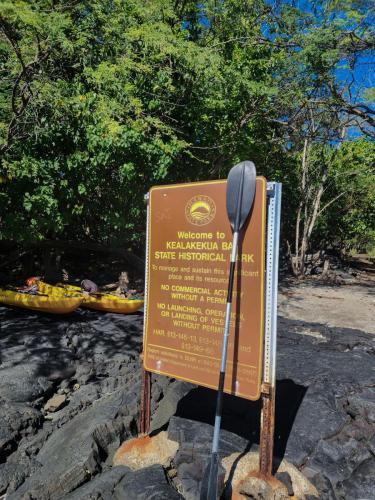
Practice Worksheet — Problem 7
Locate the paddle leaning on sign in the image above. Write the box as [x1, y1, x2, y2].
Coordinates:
[200, 161, 257, 500]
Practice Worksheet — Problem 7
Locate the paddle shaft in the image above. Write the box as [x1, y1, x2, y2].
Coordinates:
[202, 162, 255, 500]
[210, 230, 238, 456]
[211, 163, 245, 457]
[204, 232, 239, 499]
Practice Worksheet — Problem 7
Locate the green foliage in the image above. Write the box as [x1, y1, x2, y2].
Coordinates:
[0, 0, 373, 256]
[324, 140, 375, 252]
[1, 0, 278, 245]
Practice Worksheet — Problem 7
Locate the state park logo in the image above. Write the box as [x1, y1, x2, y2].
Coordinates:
[185, 195, 216, 226]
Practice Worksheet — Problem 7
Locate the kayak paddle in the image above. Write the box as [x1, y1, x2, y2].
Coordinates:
[200, 160, 256, 500]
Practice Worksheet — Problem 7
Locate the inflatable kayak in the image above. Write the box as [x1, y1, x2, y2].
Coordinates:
[0, 288, 83, 314]
[38, 282, 144, 314]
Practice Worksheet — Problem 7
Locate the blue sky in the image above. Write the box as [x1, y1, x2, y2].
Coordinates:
[266, 0, 374, 137]
[336, 54, 374, 102]
[193, 0, 374, 138]
[268, 0, 374, 101]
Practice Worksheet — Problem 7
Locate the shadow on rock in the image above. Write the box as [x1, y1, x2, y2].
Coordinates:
[174, 379, 307, 469]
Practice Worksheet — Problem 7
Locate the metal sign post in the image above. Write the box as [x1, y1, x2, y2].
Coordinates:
[259, 182, 282, 477]
[139, 193, 151, 435]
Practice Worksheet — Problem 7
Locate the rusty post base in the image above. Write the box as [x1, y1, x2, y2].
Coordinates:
[139, 357, 151, 435]
[232, 470, 287, 500]
[230, 382, 283, 499]
[259, 382, 275, 477]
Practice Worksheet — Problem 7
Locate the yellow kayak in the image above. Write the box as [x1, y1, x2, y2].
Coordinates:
[0, 288, 83, 314]
[37, 281, 80, 298]
[38, 282, 144, 314]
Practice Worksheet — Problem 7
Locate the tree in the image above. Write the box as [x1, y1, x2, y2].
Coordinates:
[323, 139, 375, 253]
[264, 1, 375, 275]
[0, 0, 278, 246]
[0, 0, 373, 272]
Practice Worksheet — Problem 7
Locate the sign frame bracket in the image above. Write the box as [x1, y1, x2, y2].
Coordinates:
[139, 192, 151, 434]
[259, 182, 282, 477]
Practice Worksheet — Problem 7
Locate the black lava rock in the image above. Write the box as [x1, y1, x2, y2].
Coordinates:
[113, 464, 183, 499]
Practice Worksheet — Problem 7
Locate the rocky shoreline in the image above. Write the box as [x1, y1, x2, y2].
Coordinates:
[0, 284, 374, 499]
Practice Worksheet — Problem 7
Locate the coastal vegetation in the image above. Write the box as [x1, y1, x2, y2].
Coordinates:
[1, 0, 374, 275]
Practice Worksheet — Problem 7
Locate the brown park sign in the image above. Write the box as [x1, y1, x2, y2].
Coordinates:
[143, 178, 266, 400]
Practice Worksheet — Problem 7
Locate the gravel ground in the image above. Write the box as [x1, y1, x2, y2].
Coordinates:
[279, 278, 375, 335]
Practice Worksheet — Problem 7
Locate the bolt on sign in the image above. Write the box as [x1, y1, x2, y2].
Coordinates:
[143, 178, 266, 400]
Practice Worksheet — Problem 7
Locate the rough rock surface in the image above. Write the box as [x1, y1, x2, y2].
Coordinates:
[64, 466, 130, 500]
[1, 284, 375, 499]
[221, 451, 318, 499]
[44, 393, 67, 412]
[168, 417, 248, 499]
[150, 380, 193, 433]
[277, 316, 375, 499]
[238, 476, 287, 499]
[275, 471, 294, 496]
[113, 464, 183, 499]
[113, 432, 179, 470]
[0, 306, 155, 498]
[8, 389, 138, 499]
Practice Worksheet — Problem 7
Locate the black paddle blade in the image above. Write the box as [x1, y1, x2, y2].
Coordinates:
[200, 452, 221, 500]
[226, 161, 256, 232]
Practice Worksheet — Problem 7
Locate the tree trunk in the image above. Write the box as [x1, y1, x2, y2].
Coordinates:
[291, 139, 309, 276]
[290, 140, 329, 277]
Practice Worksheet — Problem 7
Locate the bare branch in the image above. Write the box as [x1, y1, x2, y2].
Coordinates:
[0, 17, 50, 153]
[317, 192, 346, 218]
